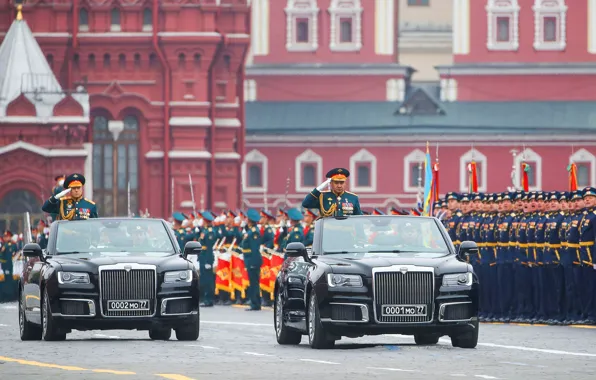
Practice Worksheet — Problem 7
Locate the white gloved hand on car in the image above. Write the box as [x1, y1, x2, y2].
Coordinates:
[55, 188, 71, 199]
[316, 178, 331, 191]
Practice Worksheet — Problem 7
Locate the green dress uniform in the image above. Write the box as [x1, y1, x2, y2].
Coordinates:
[242, 209, 263, 311]
[198, 212, 219, 307]
[302, 168, 362, 217]
[42, 173, 98, 220]
[281, 208, 305, 255]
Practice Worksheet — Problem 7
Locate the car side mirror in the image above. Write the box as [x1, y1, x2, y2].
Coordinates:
[458, 240, 479, 261]
[285, 242, 310, 262]
[23, 243, 43, 259]
[183, 241, 202, 258]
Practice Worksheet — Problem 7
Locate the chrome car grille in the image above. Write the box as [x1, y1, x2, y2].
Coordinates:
[98, 264, 157, 317]
[372, 266, 434, 323]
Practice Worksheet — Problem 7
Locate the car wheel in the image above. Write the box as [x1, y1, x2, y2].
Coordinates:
[307, 291, 335, 349]
[175, 315, 200, 341]
[19, 292, 41, 341]
[451, 318, 479, 349]
[149, 327, 172, 340]
[414, 333, 440, 345]
[41, 289, 66, 341]
[274, 289, 301, 345]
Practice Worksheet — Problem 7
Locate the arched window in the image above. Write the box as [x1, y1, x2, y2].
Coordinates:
[111, 8, 121, 31]
[143, 8, 152, 31]
[194, 53, 201, 69]
[0, 189, 42, 233]
[103, 53, 111, 68]
[79, 8, 89, 31]
[92, 114, 140, 216]
[88, 53, 95, 68]
[149, 53, 157, 68]
[134, 53, 141, 68]
[118, 53, 126, 69]
[178, 53, 186, 69]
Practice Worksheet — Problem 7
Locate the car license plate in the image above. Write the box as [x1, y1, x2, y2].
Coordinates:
[381, 304, 426, 317]
[107, 300, 150, 311]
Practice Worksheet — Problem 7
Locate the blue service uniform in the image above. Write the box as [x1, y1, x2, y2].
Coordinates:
[481, 211, 498, 319]
[562, 208, 583, 322]
[579, 207, 596, 321]
[534, 212, 548, 321]
[496, 211, 514, 320]
[241, 224, 263, 310]
[514, 212, 532, 321]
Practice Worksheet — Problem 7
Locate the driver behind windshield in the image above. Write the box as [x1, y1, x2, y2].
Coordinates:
[129, 225, 153, 250]
[399, 222, 422, 248]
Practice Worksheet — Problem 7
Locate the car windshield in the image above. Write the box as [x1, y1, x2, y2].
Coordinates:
[55, 219, 176, 257]
[320, 216, 450, 258]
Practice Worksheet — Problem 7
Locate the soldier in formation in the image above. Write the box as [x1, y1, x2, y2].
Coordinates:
[440, 188, 596, 325]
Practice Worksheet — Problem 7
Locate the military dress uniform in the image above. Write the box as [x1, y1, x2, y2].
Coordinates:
[579, 187, 596, 323]
[242, 209, 264, 311]
[281, 208, 304, 254]
[302, 168, 362, 217]
[198, 211, 219, 307]
[42, 173, 98, 220]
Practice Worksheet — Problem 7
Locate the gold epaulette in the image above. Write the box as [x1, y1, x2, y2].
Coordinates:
[85, 198, 95, 205]
[344, 190, 358, 196]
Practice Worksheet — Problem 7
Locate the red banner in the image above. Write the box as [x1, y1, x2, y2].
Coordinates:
[231, 253, 249, 299]
[260, 252, 273, 296]
[214, 255, 231, 296]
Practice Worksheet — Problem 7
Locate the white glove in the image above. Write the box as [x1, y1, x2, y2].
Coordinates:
[193, 219, 200, 227]
[316, 178, 331, 191]
[54, 188, 71, 199]
[58, 179, 65, 186]
[198, 218, 204, 227]
[234, 216, 241, 224]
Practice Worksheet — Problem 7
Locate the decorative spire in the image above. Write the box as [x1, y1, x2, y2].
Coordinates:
[16, 4, 23, 21]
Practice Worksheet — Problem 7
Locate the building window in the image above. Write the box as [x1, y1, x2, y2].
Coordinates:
[486, 0, 520, 51]
[533, 0, 567, 51]
[570, 148, 596, 188]
[386, 79, 405, 102]
[178, 53, 186, 69]
[92, 114, 140, 216]
[295, 149, 322, 192]
[403, 149, 426, 193]
[242, 149, 268, 193]
[143, 8, 152, 31]
[134, 53, 141, 68]
[46, 54, 54, 70]
[514, 148, 542, 191]
[149, 53, 157, 68]
[349, 148, 377, 192]
[79, 8, 89, 32]
[118, 54, 126, 69]
[408, 0, 429, 5]
[244, 79, 257, 102]
[193, 53, 202, 69]
[285, 0, 319, 52]
[329, 0, 363, 52]
[459, 149, 488, 192]
[103, 53, 111, 68]
[111, 8, 121, 32]
[88, 54, 95, 68]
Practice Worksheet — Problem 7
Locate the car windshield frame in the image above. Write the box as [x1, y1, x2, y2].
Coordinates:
[53, 219, 177, 257]
[319, 215, 451, 258]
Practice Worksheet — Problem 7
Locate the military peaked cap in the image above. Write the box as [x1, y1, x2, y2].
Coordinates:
[326, 168, 350, 181]
[64, 173, 85, 188]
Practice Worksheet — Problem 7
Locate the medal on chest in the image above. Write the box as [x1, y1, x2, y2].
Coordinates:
[341, 197, 353, 213]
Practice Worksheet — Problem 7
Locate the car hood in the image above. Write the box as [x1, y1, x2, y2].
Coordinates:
[49, 254, 190, 274]
[317, 253, 469, 276]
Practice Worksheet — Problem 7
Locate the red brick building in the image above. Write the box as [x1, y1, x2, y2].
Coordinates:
[0, 0, 250, 230]
[244, 0, 596, 211]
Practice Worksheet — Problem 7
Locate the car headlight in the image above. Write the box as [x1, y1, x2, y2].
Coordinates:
[327, 273, 363, 288]
[57, 271, 90, 284]
[164, 270, 193, 283]
[442, 272, 473, 287]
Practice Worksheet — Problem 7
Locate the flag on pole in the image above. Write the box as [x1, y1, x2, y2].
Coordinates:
[422, 142, 433, 216]
[468, 162, 478, 193]
[568, 163, 578, 191]
[520, 162, 530, 191]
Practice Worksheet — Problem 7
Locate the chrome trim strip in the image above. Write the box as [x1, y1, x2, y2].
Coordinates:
[161, 296, 195, 316]
[98, 263, 158, 318]
[320, 302, 369, 323]
[438, 301, 473, 322]
[371, 265, 435, 324]
[56, 298, 96, 317]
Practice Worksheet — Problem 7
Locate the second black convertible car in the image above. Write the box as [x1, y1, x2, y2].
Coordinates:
[18, 218, 202, 341]
[274, 215, 479, 349]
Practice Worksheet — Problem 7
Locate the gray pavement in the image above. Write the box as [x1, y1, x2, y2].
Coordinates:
[1, 302, 595, 380]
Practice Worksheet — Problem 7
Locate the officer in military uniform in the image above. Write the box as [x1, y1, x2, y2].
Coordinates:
[281, 208, 304, 254]
[241, 209, 263, 311]
[42, 173, 98, 220]
[302, 168, 362, 217]
[198, 211, 219, 307]
[303, 209, 317, 248]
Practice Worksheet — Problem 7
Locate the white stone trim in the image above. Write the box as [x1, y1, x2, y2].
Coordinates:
[459, 148, 488, 192]
[570, 148, 596, 187]
[374, 0, 394, 55]
[285, 0, 319, 52]
[532, 0, 567, 51]
[403, 149, 426, 193]
[168, 151, 212, 159]
[440, 78, 458, 101]
[349, 148, 377, 193]
[169, 117, 212, 127]
[453, 0, 471, 54]
[589, 0, 596, 54]
[170, 101, 211, 107]
[514, 148, 542, 191]
[83, 142, 93, 200]
[486, 0, 520, 51]
[329, 0, 363, 52]
[242, 149, 268, 193]
[0, 141, 88, 157]
[386, 78, 405, 101]
[78, 32, 153, 38]
[295, 148, 323, 193]
[0, 116, 89, 124]
[436, 64, 596, 76]
[145, 151, 164, 159]
[214, 118, 241, 128]
[158, 32, 221, 37]
[215, 152, 241, 160]
[251, 0, 270, 56]
[244, 80, 257, 102]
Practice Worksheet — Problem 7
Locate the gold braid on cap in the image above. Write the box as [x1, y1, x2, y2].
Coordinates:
[59, 199, 75, 220]
[319, 194, 337, 217]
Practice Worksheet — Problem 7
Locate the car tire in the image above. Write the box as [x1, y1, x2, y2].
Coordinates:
[175, 315, 200, 341]
[451, 318, 479, 349]
[149, 327, 172, 340]
[307, 291, 335, 349]
[41, 289, 66, 341]
[274, 289, 301, 345]
[414, 333, 440, 345]
[19, 292, 41, 341]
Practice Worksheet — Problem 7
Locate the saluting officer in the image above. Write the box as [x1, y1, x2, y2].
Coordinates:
[42, 173, 98, 220]
[241, 209, 264, 311]
[302, 168, 362, 217]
